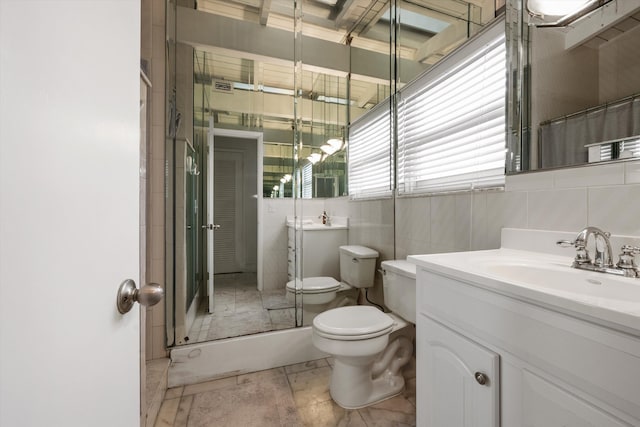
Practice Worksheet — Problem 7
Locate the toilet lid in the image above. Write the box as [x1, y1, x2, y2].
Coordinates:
[286, 277, 341, 294]
[313, 306, 394, 340]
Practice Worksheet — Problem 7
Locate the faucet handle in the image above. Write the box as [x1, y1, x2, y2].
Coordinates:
[620, 244, 640, 254]
[556, 240, 577, 248]
[617, 245, 640, 273]
[557, 239, 590, 264]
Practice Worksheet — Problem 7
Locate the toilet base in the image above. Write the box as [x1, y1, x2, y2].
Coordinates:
[331, 366, 406, 409]
[328, 336, 413, 409]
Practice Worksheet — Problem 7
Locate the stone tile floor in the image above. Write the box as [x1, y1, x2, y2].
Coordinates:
[155, 357, 416, 427]
[187, 273, 295, 343]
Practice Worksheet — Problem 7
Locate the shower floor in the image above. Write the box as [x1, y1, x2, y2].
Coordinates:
[186, 272, 295, 343]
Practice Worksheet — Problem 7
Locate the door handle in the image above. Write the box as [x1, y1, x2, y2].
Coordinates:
[202, 224, 221, 230]
[116, 279, 163, 314]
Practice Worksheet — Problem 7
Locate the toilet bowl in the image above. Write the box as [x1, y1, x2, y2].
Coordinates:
[285, 277, 355, 324]
[286, 276, 342, 305]
[311, 259, 416, 409]
[288, 245, 379, 325]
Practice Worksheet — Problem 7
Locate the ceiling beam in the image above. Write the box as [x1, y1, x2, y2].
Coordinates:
[259, 0, 272, 25]
[334, 0, 358, 28]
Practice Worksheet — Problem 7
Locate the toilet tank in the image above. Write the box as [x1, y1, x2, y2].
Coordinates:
[381, 260, 416, 323]
[339, 245, 379, 288]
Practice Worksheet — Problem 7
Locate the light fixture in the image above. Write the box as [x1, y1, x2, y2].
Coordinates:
[527, 0, 594, 16]
[525, 0, 605, 26]
[273, 185, 279, 191]
[307, 152, 322, 164]
[327, 138, 343, 150]
[283, 174, 292, 182]
[320, 144, 337, 155]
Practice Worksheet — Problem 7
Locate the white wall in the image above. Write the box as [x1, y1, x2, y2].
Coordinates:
[505, 160, 640, 236]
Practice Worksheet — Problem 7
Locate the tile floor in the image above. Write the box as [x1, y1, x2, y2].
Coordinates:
[155, 356, 416, 427]
[187, 273, 296, 343]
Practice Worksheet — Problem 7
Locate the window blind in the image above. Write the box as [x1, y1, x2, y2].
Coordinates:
[397, 21, 506, 195]
[301, 163, 312, 199]
[348, 100, 393, 199]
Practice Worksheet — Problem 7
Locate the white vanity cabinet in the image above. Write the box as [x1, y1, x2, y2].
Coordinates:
[415, 267, 640, 427]
[286, 225, 347, 280]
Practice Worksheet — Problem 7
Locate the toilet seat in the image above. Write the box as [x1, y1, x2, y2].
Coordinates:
[313, 306, 394, 341]
[286, 277, 341, 294]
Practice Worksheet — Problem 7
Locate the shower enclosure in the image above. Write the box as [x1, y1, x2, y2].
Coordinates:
[165, 0, 487, 349]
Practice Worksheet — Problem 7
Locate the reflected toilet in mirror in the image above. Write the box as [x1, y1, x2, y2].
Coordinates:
[288, 245, 378, 326]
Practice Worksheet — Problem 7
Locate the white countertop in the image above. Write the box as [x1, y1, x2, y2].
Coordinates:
[285, 216, 348, 230]
[409, 247, 640, 335]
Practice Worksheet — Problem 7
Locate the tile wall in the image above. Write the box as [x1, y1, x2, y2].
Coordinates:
[142, 0, 167, 361]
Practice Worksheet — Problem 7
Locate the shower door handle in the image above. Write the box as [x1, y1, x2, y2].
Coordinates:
[202, 224, 221, 230]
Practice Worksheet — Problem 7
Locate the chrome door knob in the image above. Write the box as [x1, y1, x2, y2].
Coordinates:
[116, 279, 163, 314]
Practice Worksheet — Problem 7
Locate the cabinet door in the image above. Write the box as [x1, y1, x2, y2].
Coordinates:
[521, 371, 631, 427]
[418, 316, 499, 427]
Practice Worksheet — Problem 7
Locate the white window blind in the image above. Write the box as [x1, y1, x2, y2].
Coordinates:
[301, 163, 312, 198]
[348, 100, 393, 199]
[397, 20, 506, 195]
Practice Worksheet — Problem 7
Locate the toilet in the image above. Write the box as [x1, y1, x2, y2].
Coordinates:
[286, 245, 379, 324]
[312, 259, 416, 409]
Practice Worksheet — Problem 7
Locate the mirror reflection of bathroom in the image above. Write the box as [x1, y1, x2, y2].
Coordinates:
[507, 0, 640, 172]
[166, 0, 495, 347]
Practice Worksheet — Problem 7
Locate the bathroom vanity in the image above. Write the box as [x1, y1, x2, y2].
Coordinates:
[286, 217, 348, 280]
[409, 229, 640, 427]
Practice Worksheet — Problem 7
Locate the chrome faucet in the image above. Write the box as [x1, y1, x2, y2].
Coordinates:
[557, 227, 640, 278]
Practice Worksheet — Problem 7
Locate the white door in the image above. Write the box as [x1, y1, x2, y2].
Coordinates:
[214, 149, 244, 273]
[0, 2, 141, 426]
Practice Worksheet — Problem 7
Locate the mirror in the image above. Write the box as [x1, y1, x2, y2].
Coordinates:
[507, 0, 640, 173]
[166, 0, 497, 347]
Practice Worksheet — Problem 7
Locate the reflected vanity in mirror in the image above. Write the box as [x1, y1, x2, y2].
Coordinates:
[507, 0, 640, 173]
[165, 0, 497, 347]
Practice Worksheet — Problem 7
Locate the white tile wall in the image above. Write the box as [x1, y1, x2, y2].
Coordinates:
[527, 188, 588, 231]
[494, 162, 640, 238]
[624, 160, 640, 184]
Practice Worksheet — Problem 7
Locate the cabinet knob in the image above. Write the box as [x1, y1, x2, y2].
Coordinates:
[474, 372, 488, 386]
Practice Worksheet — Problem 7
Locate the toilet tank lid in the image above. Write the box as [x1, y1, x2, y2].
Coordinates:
[339, 245, 379, 259]
[381, 260, 416, 279]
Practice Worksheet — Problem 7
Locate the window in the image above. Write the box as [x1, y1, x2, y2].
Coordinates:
[301, 163, 312, 198]
[397, 20, 506, 194]
[348, 100, 393, 199]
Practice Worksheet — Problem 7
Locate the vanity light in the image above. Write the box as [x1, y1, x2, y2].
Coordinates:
[273, 185, 279, 191]
[280, 177, 286, 183]
[283, 174, 292, 182]
[327, 138, 343, 150]
[307, 152, 322, 164]
[526, 0, 597, 20]
[320, 144, 337, 155]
